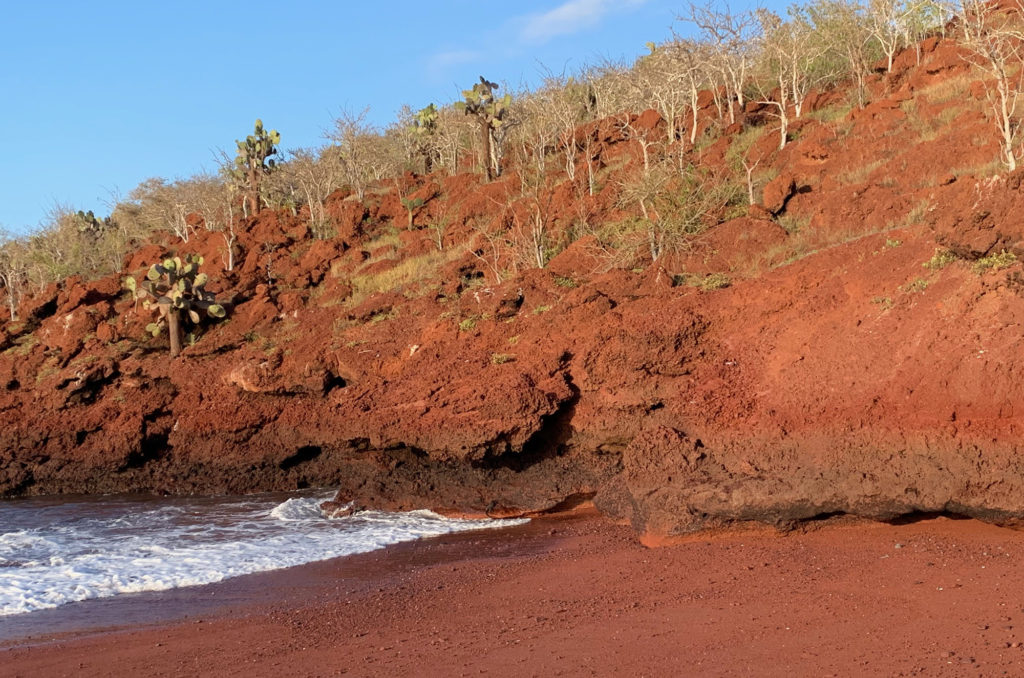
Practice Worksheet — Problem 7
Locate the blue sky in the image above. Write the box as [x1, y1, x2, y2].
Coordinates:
[2, 1, 780, 233]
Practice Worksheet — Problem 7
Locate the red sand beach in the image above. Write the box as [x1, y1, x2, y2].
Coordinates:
[5, 509, 1024, 677]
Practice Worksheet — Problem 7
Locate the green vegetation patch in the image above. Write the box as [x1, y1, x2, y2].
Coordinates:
[973, 250, 1018, 274]
[923, 248, 957, 270]
[459, 315, 481, 332]
[697, 273, 732, 291]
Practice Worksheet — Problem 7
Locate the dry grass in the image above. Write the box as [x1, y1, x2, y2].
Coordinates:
[948, 157, 1003, 178]
[836, 157, 889, 185]
[804, 101, 854, 124]
[359, 230, 402, 255]
[914, 72, 974, 107]
[885, 198, 935, 230]
[902, 99, 972, 142]
[756, 211, 925, 275]
[347, 248, 460, 307]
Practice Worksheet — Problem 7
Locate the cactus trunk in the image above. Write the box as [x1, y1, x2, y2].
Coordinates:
[247, 165, 260, 216]
[168, 309, 182, 358]
[478, 118, 493, 181]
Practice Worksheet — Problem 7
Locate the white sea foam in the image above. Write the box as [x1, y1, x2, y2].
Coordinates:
[0, 492, 526, 616]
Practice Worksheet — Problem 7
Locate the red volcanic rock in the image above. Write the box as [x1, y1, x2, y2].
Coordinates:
[327, 196, 369, 244]
[247, 210, 300, 248]
[639, 265, 674, 292]
[930, 171, 1024, 258]
[298, 240, 346, 285]
[224, 354, 332, 396]
[490, 288, 524, 321]
[232, 292, 277, 330]
[95, 320, 119, 344]
[547, 235, 603, 279]
[799, 142, 829, 165]
[16, 282, 59, 323]
[631, 109, 664, 136]
[276, 290, 306, 316]
[37, 303, 108, 357]
[125, 244, 166, 273]
[696, 89, 716, 109]
[762, 172, 796, 215]
[59, 276, 122, 314]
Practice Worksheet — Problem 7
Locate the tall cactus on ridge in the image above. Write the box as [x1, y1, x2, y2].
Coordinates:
[410, 103, 439, 172]
[455, 77, 511, 181]
[232, 119, 280, 216]
[125, 254, 226, 358]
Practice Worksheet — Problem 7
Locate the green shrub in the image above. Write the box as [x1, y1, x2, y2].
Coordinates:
[698, 273, 732, 290]
[923, 248, 957, 270]
[902, 278, 930, 293]
[973, 250, 1017, 274]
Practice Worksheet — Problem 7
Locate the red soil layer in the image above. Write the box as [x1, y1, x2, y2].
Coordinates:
[6, 511, 1024, 676]
[3, 37, 1024, 537]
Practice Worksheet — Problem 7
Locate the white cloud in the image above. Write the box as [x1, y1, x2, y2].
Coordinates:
[520, 0, 646, 43]
[425, 49, 485, 81]
[429, 49, 482, 70]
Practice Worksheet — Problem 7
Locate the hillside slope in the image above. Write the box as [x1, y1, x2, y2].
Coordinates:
[4, 37, 1024, 538]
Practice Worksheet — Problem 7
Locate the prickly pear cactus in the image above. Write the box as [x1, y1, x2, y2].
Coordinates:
[411, 104, 438, 137]
[235, 119, 280, 172]
[409, 104, 440, 172]
[455, 77, 511, 131]
[455, 77, 511, 180]
[125, 254, 226, 358]
[231, 119, 281, 216]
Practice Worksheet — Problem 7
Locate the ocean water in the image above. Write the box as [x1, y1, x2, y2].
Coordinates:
[0, 490, 526, 617]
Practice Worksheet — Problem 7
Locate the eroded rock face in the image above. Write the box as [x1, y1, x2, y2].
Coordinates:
[7, 231, 1024, 536]
[599, 428, 1024, 537]
[929, 171, 1024, 259]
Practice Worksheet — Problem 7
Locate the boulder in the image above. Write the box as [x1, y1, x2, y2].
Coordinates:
[762, 173, 797, 215]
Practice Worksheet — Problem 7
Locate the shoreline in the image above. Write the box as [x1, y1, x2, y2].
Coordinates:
[7, 510, 1024, 675]
[0, 509, 554, 646]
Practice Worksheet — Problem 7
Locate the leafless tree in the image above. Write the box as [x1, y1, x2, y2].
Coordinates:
[284, 147, 342, 239]
[799, 0, 876, 108]
[189, 172, 238, 270]
[633, 43, 689, 145]
[427, 195, 451, 251]
[430, 106, 473, 174]
[901, 0, 952, 64]
[509, 167, 557, 270]
[754, 9, 834, 149]
[680, 2, 761, 124]
[663, 38, 714, 146]
[584, 60, 646, 120]
[329, 108, 377, 201]
[958, 0, 1024, 170]
[0, 230, 28, 321]
[620, 158, 738, 261]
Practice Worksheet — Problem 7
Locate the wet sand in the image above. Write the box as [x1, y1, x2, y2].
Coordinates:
[5, 508, 1024, 677]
